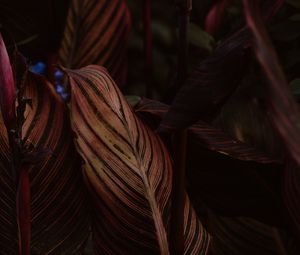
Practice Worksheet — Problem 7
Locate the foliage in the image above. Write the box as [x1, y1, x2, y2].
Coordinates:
[0, 0, 300, 254]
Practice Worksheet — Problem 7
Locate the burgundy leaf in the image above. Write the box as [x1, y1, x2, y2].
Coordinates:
[243, 0, 300, 238]
[0, 34, 16, 130]
[135, 98, 279, 163]
[0, 69, 90, 253]
[135, 98, 286, 226]
[159, 0, 285, 132]
[59, 0, 131, 87]
[205, 0, 229, 36]
[16, 164, 30, 255]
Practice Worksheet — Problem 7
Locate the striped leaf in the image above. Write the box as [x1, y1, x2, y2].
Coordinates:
[207, 213, 300, 255]
[160, 0, 285, 131]
[0, 34, 16, 129]
[59, 0, 131, 87]
[66, 66, 211, 254]
[135, 98, 285, 226]
[135, 98, 279, 163]
[243, 0, 300, 238]
[0, 70, 90, 254]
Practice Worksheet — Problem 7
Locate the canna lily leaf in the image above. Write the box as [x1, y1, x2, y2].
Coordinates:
[135, 98, 286, 226]
[207, 213, 300, 255]
[243, 0, 300, 238]
[135, 98, 279, 164]
[159, 0, 285, 132]
[0, 63, 90, 253]
[59, 0, 131, 87]
[66, 66, 211, 254]
[0, 34, 16, 130]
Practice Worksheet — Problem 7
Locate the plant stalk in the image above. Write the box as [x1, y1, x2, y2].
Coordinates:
[169, 129, 188, 255]
[169, 1, 192, 254]
[174, 0, 192, 92]
[143, 0, 153, 98]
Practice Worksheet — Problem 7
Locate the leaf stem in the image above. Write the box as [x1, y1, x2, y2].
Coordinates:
[169, 129, 188, 255]
[174, 0, 192, 91]
[169, 1, 192, 254]
[143, 0, 153, 98]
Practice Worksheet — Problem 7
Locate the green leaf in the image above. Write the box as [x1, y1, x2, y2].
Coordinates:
[125, 95, 141, 107]
[188, 23, 215, 52]
[290, 78, 300, 95]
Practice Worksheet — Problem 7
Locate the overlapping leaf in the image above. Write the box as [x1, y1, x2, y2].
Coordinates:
[160, 0, 285, 131]
[207, 213, 300, 255]
[135, 98, 285, 226]
[66, 66, 210, 254]
[59, 0, 131, 87]
[243, 0, 300, 238]
[135, 98, 279, 163]
[0, 69, 90, 253]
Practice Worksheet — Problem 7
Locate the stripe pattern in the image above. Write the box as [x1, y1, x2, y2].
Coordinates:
[59, 0, 131, 87]
[243, 0, 300, 238]
[209, 214, 297, 255]
[0, 72, 90, 254]
[66, 65, 210, 254]
[135, 98, 279, 164]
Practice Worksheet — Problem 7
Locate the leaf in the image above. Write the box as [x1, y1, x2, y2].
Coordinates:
[159, 0, 285, 131]
[16, 164, 30, 255]
[188, 23, 214, 52]
[59, 0, 131, 87]
[135, 98, 279, 163]
[205, 0, 229, 36]
[159, 28, 251, 131]
[0, 33, 16, 129]
[135, 98, 286, 226]
[243, 0, 300, 238]
[0, 71, 90, 254]
[207, 213, 300, 255]
[66, 66, 211, 254]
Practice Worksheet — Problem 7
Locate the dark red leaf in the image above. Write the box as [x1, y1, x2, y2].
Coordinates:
[135, 98, 286, 226]
[59, 0, 131, 87]
[159, 0, 285, 132]
[0, 34, 16, 130]
[243, 0, 300, 238]
[16, 164, 30, 255]
[0, 70, 90, 253]
[205, 0, 229, 36]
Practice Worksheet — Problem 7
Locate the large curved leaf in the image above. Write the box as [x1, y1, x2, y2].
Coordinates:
[0, 34, 15, 129]
[135, 98, 286, 226]
[66, 66, 210, 254]
[59, 0, 131, 87]
[0, 70, 90, 254]
[160, 0, 285, 131]
[135, 98, 279, 164]
[243, 0, 300, 238]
